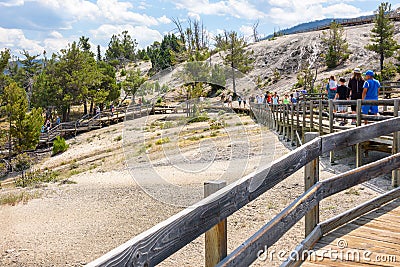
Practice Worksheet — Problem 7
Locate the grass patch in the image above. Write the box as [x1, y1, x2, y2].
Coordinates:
[155, 137, 170, 145]
[114, 135, 122, 142]
[0, 191, 42, 206]
[210, 131, 219, 137]
[345, 188, 360, 196]
[161, 121, 174, 129]
[188, 115, 209, 124]
[187, 135, 205, 141]
[15, 170, 60, 188]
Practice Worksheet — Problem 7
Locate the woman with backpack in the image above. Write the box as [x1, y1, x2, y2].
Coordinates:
[348, 68, 364, 125]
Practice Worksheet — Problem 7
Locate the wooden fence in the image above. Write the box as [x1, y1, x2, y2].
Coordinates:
[88, 101, 400, 266]
[254, 99, 400, 183]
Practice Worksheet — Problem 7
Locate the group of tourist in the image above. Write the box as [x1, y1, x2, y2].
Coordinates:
[326, 67, 380, 125]
[252, 91, 299, 105]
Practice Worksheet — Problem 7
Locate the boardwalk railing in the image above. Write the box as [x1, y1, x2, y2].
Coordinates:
[88, 102, 400, 266]
[39, 105, 153, 145]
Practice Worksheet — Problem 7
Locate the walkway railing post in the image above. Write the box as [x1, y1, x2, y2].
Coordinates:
[329, 100, 334, 163]
[393, 99, 399, 187]
[309, 101, 314, 131]
[302, 102, 306, 143]
[304, 132, 320, 237]
[204, 180, 227, 267]
[318, 100, 323, 136]
[291, 103, 295, 146]
[356, 99, 362, 168]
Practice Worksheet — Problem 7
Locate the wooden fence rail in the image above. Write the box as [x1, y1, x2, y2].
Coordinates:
[88, 104, 400, 266]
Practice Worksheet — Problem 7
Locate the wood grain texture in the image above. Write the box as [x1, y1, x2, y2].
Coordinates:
[321, 117, 400, 154]
[320, 187, 400, 234]
[217, 153, 400, 267]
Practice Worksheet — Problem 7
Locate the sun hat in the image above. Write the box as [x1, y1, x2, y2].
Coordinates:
[353, 67, 361, 73]
[363, 70, 374, 77]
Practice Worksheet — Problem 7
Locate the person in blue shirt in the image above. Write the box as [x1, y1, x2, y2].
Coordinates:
[362, 70, 380, 124]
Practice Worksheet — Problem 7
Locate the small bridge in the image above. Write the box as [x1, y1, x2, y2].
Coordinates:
[86, 97, 400, 266]
[39, 105, 152, 145]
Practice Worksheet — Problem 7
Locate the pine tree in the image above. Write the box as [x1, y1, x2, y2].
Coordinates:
[365, 2, 399, 73]
[1, 82, 43, 156]
[321, 22, 349, 69]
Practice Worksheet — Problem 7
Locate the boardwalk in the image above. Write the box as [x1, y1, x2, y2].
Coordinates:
[302, 200, 400, 267]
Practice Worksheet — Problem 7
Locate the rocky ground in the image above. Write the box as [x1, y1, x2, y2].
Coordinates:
[0, 108, 389, 267]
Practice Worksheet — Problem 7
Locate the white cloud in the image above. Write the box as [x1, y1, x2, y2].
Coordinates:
[90, 24, 163, 49]
[49, 31, 63, 39]
[267, 0, 371, 27]
[188, 12, 201, 21]
[0, 27, 44, 55]
[173, 0, 266, 19]
[0, 0, 24, 7]
[158, 15, 172, 24]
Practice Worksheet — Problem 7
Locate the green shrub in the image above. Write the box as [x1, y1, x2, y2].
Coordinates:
[52, 136, 69, 156]
[155, 137, 170, 145]
[15, 169, 60, 187]
[188, 115, 209, 124]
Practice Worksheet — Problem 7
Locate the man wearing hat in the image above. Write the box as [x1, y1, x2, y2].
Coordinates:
[348, 67, 364, 125]
[362, 70, 380, 124]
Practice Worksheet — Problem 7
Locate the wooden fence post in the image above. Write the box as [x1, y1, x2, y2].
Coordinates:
[302, 102, 306, 143]
[291, 103, 295, 146]
[204, 181, 227, 267]
[329, 100, 334, 163]
[318, 100, 323, 136]
[296, 103, 300, 147]
[356, 99, 362, 168]
[393, 99, 399, 187]
[309, 101, 314, 131]
[304, 132, 319, 237]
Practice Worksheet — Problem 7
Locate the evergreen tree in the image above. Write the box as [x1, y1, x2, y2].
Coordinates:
[215, 30, 254, 96]
[1, 82, 43, 156]
[0, 49, 12, 93]
[97, 45, 102, 62]
[121, 69, 147, 102]
[321, 22, 349, 69]
[105, 31, 137, 67]
[365, 2, 399, 73]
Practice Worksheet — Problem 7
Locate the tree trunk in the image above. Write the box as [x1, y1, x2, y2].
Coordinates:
[8, 114, 12, 168]
[62, 107, 68, 122]
[232, 65, 236, 97]
[67, 105, 71, 121]
[90, 101, 94, 115]
[380, 52, 384, 75]
[83, 101, 88, 115]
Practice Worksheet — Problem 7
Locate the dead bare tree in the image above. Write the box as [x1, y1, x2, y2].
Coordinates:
[252, 20, 260, 42]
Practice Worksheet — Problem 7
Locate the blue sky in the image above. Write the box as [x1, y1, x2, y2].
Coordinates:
[0, 0, 399, 58]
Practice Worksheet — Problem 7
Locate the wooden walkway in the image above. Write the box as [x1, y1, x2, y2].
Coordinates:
[302, 200, 400, 267]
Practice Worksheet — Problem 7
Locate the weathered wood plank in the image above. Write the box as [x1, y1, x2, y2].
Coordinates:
[321, 117, 400, 154]
[320, 187, 400, 234]
[304, 133, 320, 237]
[280, 226, 322, 267]
[217, 153, 400, 267]
[204, 181, 227, 267]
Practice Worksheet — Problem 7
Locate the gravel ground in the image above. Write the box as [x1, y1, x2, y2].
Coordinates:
[0, 113, 385, 267]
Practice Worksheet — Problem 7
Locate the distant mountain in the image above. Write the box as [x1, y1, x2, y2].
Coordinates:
[264, 15, 375, 39]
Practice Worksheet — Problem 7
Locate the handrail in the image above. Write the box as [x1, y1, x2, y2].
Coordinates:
[88, 115, 400, 266]
[217, 152, 400, 266]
